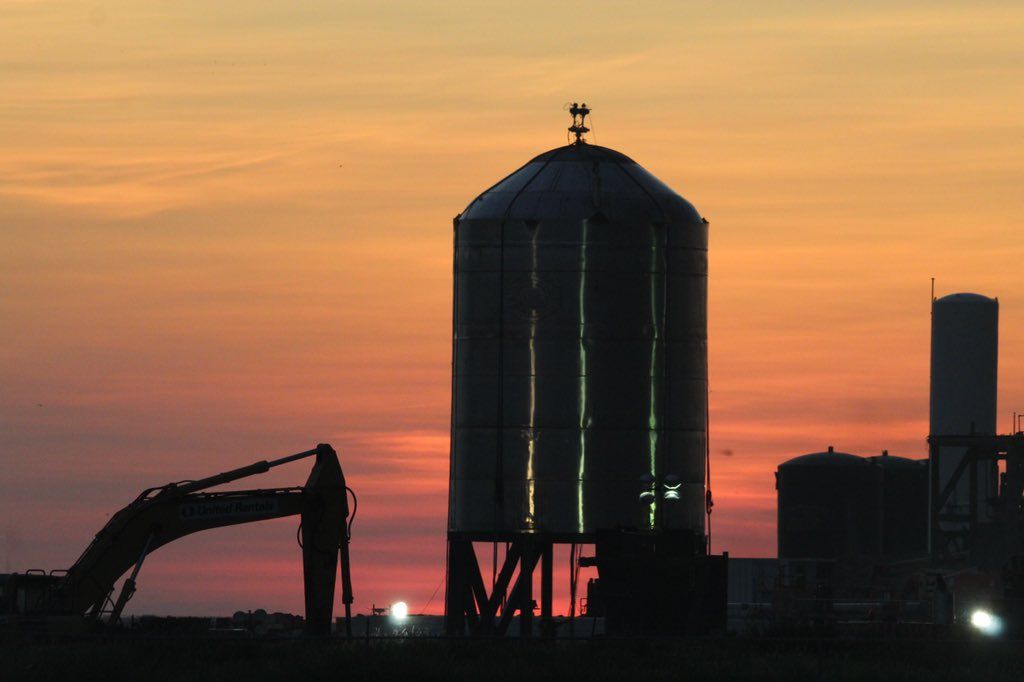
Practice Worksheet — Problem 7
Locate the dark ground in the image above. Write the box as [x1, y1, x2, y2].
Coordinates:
[2, 636, 1021, 682]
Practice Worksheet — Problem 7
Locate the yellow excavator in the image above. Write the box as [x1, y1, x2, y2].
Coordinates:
[0, 444, 355, 636]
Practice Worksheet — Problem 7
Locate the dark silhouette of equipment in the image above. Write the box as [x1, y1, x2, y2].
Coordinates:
[0, 444, 354, 636]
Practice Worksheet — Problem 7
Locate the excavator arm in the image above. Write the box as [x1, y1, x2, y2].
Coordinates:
[48, 443, 353, 636]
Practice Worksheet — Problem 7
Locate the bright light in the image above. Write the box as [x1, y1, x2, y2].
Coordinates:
[970, 609, 1003, 636]
[971, 610, 993, 629]
[390, 601, 409, 621]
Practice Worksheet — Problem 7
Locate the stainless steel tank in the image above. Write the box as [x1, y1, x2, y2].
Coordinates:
[449, 142, 708, 537]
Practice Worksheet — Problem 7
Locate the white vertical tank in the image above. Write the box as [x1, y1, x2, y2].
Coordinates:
[929, 292, 999, 526]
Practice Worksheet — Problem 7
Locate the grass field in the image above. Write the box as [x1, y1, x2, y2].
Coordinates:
[2, 636, 1019, 682]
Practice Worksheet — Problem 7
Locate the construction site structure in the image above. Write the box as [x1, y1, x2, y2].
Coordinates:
[0, 444, 354, 637]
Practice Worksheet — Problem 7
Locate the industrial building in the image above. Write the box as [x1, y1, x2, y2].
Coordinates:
[744, 291, 1024, 634]
[441, 106, 1024, 637]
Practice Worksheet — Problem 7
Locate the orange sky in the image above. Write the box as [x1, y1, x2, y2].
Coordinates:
[2, 0, 1024, 617]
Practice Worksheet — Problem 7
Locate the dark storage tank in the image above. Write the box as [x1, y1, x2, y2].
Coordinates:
[869, 451, 928, 559]
[449, 142, 708, 537]
[776, 446, 882, 559]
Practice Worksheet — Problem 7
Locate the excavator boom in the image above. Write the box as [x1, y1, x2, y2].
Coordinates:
[2, 444, 354, 636]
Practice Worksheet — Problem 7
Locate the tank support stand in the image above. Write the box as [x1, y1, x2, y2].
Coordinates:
[444, 535, 556, 637]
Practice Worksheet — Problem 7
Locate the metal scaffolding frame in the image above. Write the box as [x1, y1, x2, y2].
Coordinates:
[929, 433, 1024, 566]
[444, 535, 556, 637]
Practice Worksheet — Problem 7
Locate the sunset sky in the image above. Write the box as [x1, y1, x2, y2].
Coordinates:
[3, 0, 1024, 617]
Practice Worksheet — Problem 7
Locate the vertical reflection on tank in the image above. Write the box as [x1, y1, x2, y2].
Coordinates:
[577, 219, 588, 534]
[525, 224, 538, 530]
[647, 232, 659, 530]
